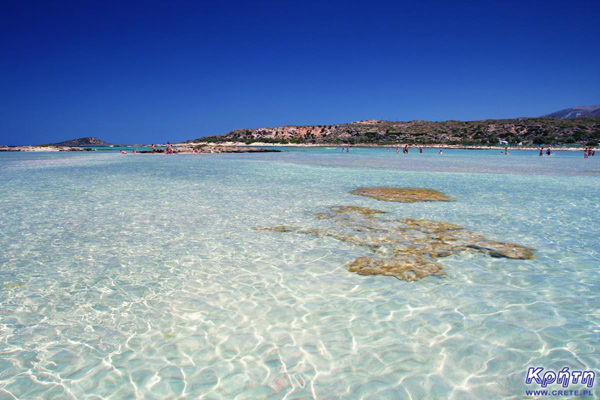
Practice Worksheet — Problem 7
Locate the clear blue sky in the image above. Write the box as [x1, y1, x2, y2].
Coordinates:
[1, 0, 599, 145]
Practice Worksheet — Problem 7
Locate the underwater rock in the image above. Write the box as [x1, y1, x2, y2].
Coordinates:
[332, 206, 387, 215]
[255, 206, 533, 282]
[315, 206, 387, 220]
[2, 282, 25, 290]
[348, 255, 444, 281]
[349, 187, 452, 202]
[253, 225, 296, 233]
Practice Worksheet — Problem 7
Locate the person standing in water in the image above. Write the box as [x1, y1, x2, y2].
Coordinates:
[419, 146, 423, 154]
[546, 146, 551, 156]
[505, 146, 509, 155]
[539, 147, 544, 156]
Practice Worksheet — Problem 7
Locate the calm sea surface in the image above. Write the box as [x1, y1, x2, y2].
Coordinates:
[1, 148, 599, 399]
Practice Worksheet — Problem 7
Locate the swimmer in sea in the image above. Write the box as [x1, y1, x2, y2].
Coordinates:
[505, 146, 509, 155]
[439, 149, 443, 155]
[539, 147, 544, 156]
[419, 146, 423, 154]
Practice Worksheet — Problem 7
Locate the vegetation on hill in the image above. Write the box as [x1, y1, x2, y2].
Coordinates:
[190, 118, 600, 146]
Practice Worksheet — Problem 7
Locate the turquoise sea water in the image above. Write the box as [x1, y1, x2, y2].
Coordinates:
[0, 149, 599, 399]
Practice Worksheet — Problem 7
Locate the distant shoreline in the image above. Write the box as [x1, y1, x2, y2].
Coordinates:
[0, 145, 92, 152]
[1, 143, 595, 152]
[182, 142, 594, 152]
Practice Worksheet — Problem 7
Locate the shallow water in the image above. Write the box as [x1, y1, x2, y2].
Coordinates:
[0, 149, 599, 399]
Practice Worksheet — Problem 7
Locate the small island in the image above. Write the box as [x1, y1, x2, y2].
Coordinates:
[49, 137, 109, 146]
[0, 137, 106, 152]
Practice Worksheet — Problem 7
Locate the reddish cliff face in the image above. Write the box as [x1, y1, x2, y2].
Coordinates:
[227, 121, 407, 141]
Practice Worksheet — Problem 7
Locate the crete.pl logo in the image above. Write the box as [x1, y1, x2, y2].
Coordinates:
[525, 367, 595, 397]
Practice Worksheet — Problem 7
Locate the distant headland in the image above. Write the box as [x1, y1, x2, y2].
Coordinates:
[49, 137, 109, 146]
[190, 117, 600, 147]
[188, 104, 600, 147]
[0, 137, 108, 152]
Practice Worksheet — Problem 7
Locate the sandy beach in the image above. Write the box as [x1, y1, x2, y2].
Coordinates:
[181, 141, 594, 152]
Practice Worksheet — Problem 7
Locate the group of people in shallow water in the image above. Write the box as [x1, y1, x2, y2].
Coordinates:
[368, 145, 596, 158]
[539, 146, 553, 156]
[155, 142, 174, 154]
[394, 145, 425, 154]
[119, 143, 597, 158]
[121, 143, 175, 154]
[343, 144, 598, 157]
[534, 145, 597, 158]
[584, 147, 596, 159]
[537, 146, 598, 158]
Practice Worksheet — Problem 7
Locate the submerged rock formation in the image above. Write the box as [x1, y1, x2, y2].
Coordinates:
[349, 187, 453, 202]
[255, 206, 533, 282]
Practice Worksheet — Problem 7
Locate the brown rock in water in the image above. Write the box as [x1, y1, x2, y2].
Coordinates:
[333, 206, 387, 215]
[253, 225, 296, 233]
[315, 206, 387, 220]
[349, 187, 452, 202]
[255, 206, 533, 282]
[348, 256, 444, 282]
